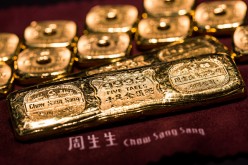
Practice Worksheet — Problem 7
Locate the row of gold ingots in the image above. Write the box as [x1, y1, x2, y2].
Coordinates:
[1, 0, 248, 98]
[2, 0, 248, 140]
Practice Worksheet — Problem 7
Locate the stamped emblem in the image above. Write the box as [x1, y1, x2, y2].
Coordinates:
[168, 58, 229, 93]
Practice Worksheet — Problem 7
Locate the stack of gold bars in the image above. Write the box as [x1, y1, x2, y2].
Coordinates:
[0, 0, 247, 141]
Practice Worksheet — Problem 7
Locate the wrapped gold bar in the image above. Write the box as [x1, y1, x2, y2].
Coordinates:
[194, 1, 247, 35]
[76, 33, 132, 68]
[71, 35, 229, 77]
[14, 47, 74, 85]
[143, 0, 195, 17]
[232, 26, 248, 63]
[0, 62, 14, 98]
[24, 20, 77, 48]
[136, 15, 193, 50]
[7, 53, 245, 141]
[0, 33, 20, 63]
[85, 5, 138, 35]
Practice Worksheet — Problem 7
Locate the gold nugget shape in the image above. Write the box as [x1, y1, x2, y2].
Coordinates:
[7, 54, 245, 141]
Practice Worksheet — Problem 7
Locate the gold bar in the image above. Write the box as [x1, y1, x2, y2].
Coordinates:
[7, 53, 245, 141]
[14, 47, 74, 85]
[76, 33, 132, 68]
[143, 0, 195, 18]
[85, 5, 138, 35]
[194, 1, 247, 35]
[136, 15, 193, 50]
[232, 25, 248, 63]
[0, 62, 14, 98]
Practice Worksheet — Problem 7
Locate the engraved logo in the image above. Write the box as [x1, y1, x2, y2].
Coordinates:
[91, 69, 163, 113]
[168, 59, 229, 93]
[24, 84, 85, 118]
[158, 38, 216, 62]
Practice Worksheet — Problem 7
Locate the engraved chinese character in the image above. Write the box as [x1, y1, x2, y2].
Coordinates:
[144, 88, 154, 95]
[136, 90, 145, 97]
[68, 136, 85, 151]
[125, 92, 134, 99]
[88, 134, 101, 149]
[104, 132, 118, 147]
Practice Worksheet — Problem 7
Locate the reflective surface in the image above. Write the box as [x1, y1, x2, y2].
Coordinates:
[7, 54, 245, 141]
[86, 5, 138, 33]
[143, 0, 195, 17]
[136, 15, 192, 49]
[15, 47, 73, 84]
[0, 33, 19, 62]
[77, 33, 131, 60]
[0, 62, 13, 97]
[195, 1, 247, 34]
[24, 20, 77, 47]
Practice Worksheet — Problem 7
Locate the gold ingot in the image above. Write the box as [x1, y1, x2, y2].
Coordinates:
[15, 47, 74, 84]
[136, 15, 192, 50]
[24, 20, 77, 48]
[85, 5, 138, 34]
[143, 0, 195, 17]
[194, 1, 247, 35]
[0, 62, 14, 98]
[76, 33, 132, 68]
[233, 26, 248, 62]
[7, 54, 245, 141]
[0, 33, 20, 63]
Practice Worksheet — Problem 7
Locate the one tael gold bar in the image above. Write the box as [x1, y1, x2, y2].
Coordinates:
[7, 53, 245, 141]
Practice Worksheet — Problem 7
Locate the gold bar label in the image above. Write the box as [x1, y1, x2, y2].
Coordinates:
[92, 69, 163, 112]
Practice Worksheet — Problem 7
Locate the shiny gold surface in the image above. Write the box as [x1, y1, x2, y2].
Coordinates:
[233, 26, 248, 62]
[136, 15, 192, 50]
[194, 1, 247, 35]
[233, 26, 248, 54]
[8, 54, 245, 140]
[0, 33, 19, 62]
[143, 0, 195, 17]
[85, 5, 138, 33]
[80, 35, 229, 76]
[77, 33, 131, 61]
[24, 20, 77, 48]
[15, 47, 73, 84]
[0, 62, 14, 97]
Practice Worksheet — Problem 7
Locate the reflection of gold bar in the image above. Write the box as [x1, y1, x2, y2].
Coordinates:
[7, 54, 245, 141]
[67, 35, 229, 78]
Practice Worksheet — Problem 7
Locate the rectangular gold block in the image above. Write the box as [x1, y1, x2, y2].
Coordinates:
[7, 53, 245, 141]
